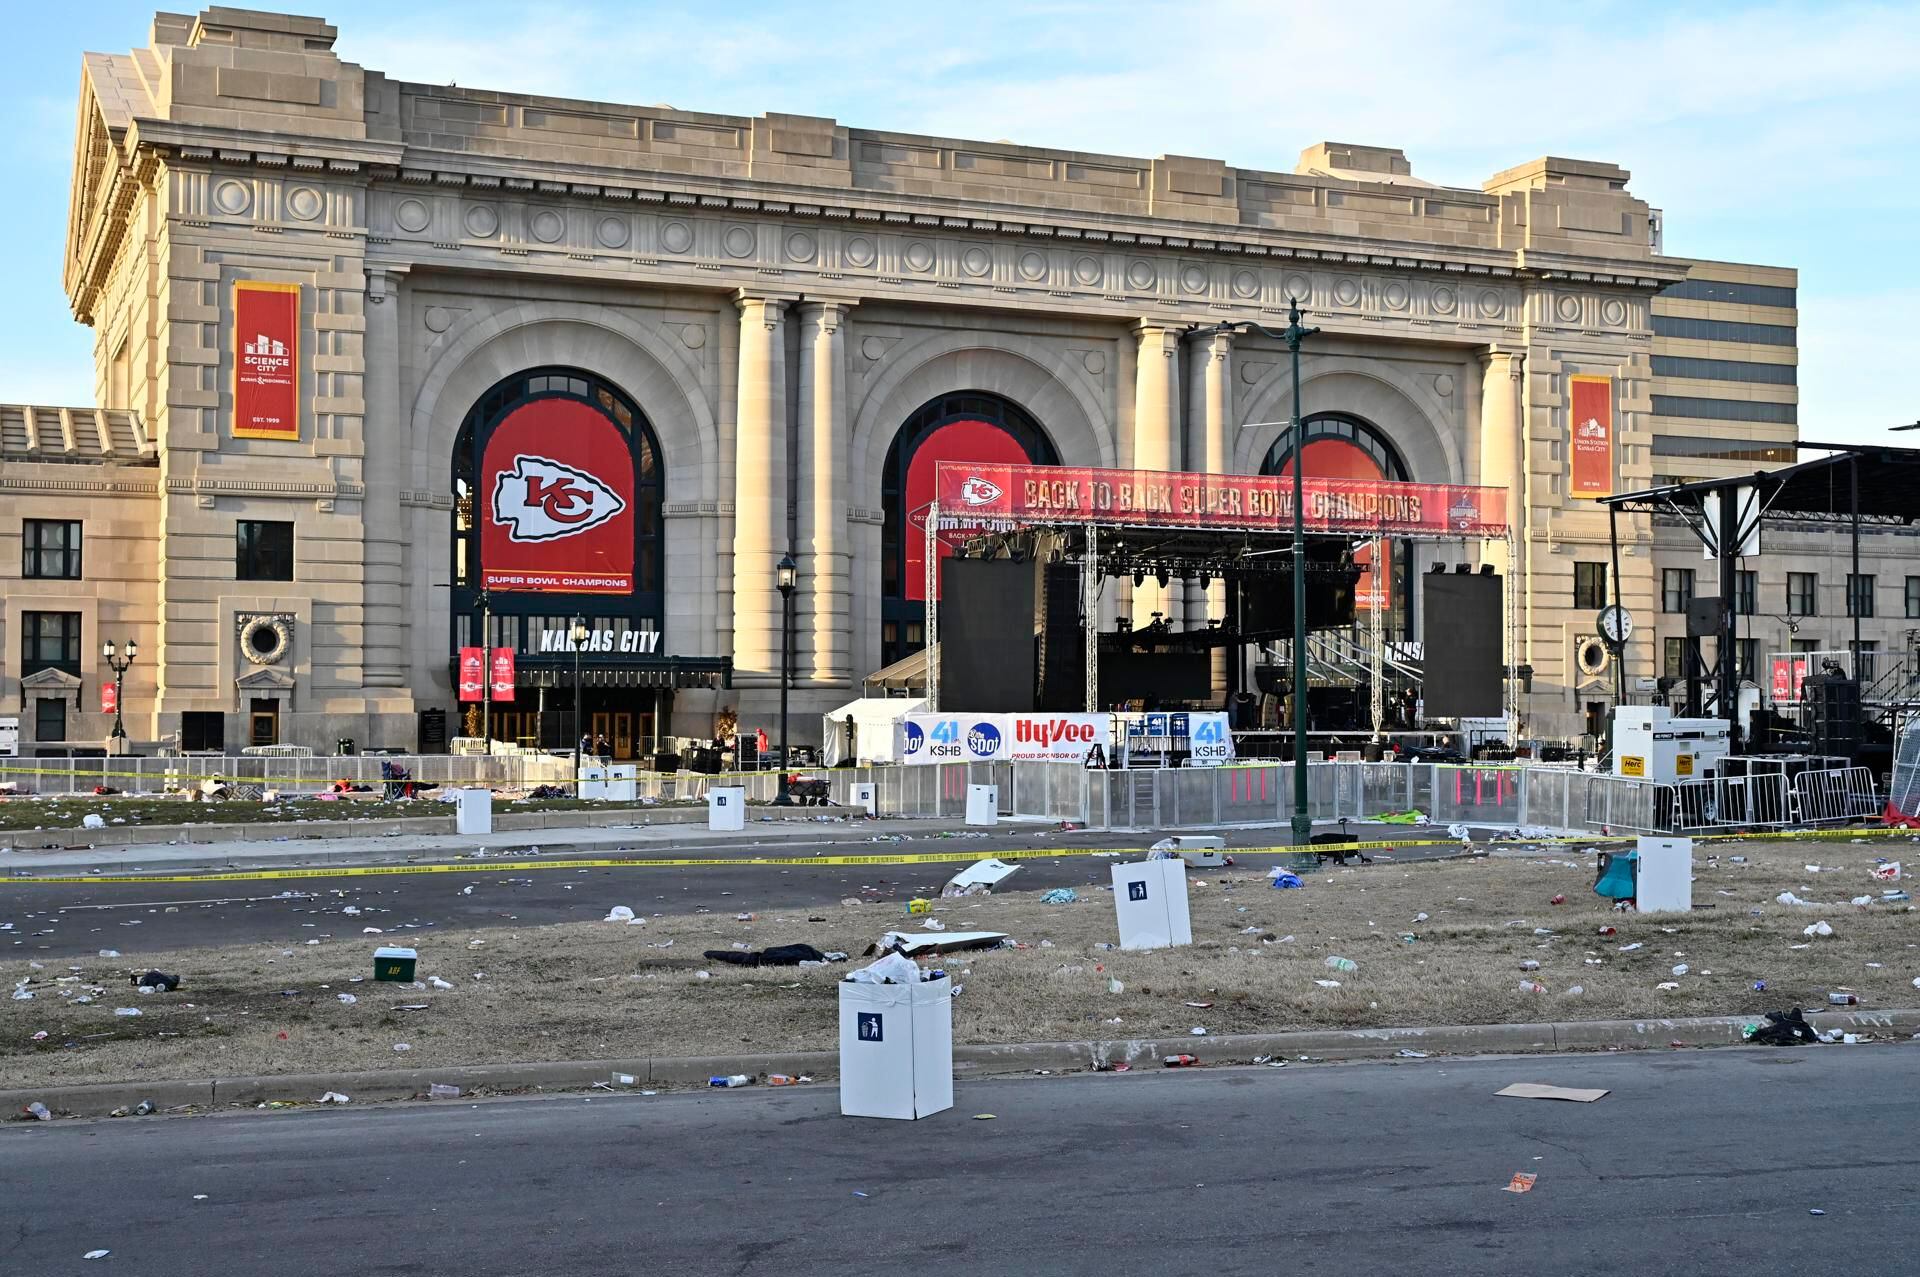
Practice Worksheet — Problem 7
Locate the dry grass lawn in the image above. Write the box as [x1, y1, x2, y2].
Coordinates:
[5, 840, 1917, 1089]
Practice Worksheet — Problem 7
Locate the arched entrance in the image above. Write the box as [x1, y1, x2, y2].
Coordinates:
[1258, 412, 1414, 639]
[879, 391, 1058, 667]
[450, 368, 667, 758]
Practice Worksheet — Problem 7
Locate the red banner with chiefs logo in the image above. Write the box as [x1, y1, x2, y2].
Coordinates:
[933, 463, 1508, 537]
[905, 420, 1040, 602]
[480, 398, 636, 593]
[458, 647, 485, 702]
[1770, 656, 1809, 703]
[100, 680, 117, 715]
[232, 281, 301, 441]
[489, 647, 516, 702]
[1568, 375, 1614, 499]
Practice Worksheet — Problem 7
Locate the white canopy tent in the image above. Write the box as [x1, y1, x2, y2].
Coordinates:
[822, 696, 926, 765]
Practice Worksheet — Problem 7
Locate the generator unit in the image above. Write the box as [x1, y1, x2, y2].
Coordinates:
[1611, 705, 1731, 783]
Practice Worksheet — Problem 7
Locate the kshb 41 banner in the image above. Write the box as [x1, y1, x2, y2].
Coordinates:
[900, 713, 1112, 764]
[233, 281, 301, 441]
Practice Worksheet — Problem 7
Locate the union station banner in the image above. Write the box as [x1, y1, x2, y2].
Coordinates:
[933, 462, 1509, 537]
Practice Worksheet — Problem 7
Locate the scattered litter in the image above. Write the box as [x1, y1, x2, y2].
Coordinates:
[709, 1074, 751, 1088]
[84, 1250, 111, 1261]
[82, 814, 106, 830]
[113, 1007, 142, 1017]
[1314, 979, 1341, 989]
[1497, 1083, 1608, 1103]
[392, 1043, 411, 1052]
[27, 1102, 50, 1120]
[1189, 1027, 1208, 1037]
[428, 1083, 461, 1099]
[98, 950, 120, 958]
[1268, 870, 1304, 889]
[318, 1091, 350, 1104]
[1163, 1054, 1199, 1067]
[972, 1113, 996, 1120]
[1519, 960, 1540, 972]
[1107, 977, 1124, 994]
[1396, 1049, 1429, 1059]
[1671, 964, 1689, 977]
[1656, 982, 1680, 991]
[429, 976, 454, 991]
[603, 906, 643, 924]
[1502, 1173, 1538, 1194]
[337, 993, 357, 1005]
[1827, 991, 1859, 1006]
[1777, 892, 1810, 906]
[1872, 861, 1901, 881]
[1809, 1209, 1826, 1217]
[1184, 1001, 1213, 1009]
[133, 971, 180, 993]
[1619, 942, 1643, 952]
[1803, 921, 1834, 938]
[1565, 985, 1585, 996]
[1324, 957, 1358, 973]
[872, 930, 1007, 958]
[1518, 980, 1547, 994]
[1039, 888, 1078, 905]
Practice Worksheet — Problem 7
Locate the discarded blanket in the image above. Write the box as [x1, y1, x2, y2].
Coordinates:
[701, 944, 839, 968]
[1746, 1008, 1821, 1046]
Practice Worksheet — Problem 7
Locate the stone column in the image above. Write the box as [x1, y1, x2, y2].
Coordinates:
[1192, 328, 1234, 690]
[1479, 348, 1526, 581]
[360, 266, 406, 687]
[730, 291, 792, 687]
[1131, 320, 1184, 627]
[796, 298, 855, 687]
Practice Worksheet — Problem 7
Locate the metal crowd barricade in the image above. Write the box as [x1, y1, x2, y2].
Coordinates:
[1789, 766, 1880, 825]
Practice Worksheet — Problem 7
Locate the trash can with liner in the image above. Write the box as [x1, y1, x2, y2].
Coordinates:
[838, 968, 953, 1120]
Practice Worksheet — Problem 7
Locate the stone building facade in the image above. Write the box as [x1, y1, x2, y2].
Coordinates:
[6, 5, 1874, 757]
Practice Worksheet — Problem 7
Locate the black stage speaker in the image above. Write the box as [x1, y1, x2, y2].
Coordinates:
[938, 557, 1037, 711]
[1685, 596, 1722, 638]
[1236, 543, 1360, 638]
[1421, 572, 1502, 718]
[1036, 562, 1086, 711]
[1801, 675, 1862, 760]
[1097, 650, 1211, 705]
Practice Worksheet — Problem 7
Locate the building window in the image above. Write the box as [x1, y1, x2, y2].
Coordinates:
[1907, 576, 1920, 619]
[1787, 572, 1818, 616]
[1663, 637, 1686, 680]
[1790, 637, 1821, 656]
[35, 697, 66, 743]
[1650, 355, 1797, 385]
[1735, 570, 1757, 616]
[1650, 395, 1797, 425]
[1852, 640, 1880, 684]
[21, 610, 82, 678]
[236, 520, 294, 581]
[180, 711, 226, 753]
[1847, 574, 1876, 619]
[1736, 638, 1758, 683]
[1573, 561, 1608, 610]
[1650, 436, 1797, 463]
[22, 520, 83, 579]
[1659, 278, 1797, 308]
[1661, 568, 1695, 613]
[1650, 315, 1796, 346]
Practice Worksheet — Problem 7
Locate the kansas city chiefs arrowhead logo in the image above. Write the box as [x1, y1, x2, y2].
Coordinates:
[491, 455, 627, 542]
[959, 476, 1002, 507]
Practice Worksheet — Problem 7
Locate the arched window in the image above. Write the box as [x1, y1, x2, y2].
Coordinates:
[450, 367, 665, 637]
[879, 392, 1058, 667]
[1259, 413, 1412, 637]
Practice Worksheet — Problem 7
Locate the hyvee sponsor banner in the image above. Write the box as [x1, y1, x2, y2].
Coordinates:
[1568, 375, 1614, 499]
[934, 463, 1507, 537]
[901, 713, 1112, 764]
[481, 398, 636, 594]
[232, 281, 301, 441]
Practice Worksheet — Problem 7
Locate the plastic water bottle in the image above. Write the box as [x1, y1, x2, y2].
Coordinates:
[1325, 956, 1358, 973]
[1827, 992, 1859, 1006]
[708, 1074, 752, 1088]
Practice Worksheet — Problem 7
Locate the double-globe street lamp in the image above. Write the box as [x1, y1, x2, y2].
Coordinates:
[774, 553, 798, 804]
[102, 638, 137, 753]
[1194, 298, 1319, 846]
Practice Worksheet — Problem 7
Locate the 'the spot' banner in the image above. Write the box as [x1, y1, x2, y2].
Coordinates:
[1568, 375, 1614, 499]
[232, 281, 301, 441]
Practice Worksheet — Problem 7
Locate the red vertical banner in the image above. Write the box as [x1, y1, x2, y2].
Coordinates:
[100, 681, 117, 715]
[232, 281, 301, 441]
[1568, 375, 1614, 499]
[480, 398, 636, 593]
[490, 647, 516, 702]
[905, 420, 1040, 602]
[458, 647, 485, 702]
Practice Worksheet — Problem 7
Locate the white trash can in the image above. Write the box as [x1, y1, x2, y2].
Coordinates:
[965, 783, 998, 827]
[850, 781, 878, 817]
[838, 973, 953, 1120]
[1150, 835, 1228, 869]
[454, 788, 493, 836]
[1111, 858, 1193, 950]
[1634, 836, 1693, 913]
[708, 786, 746, 831]
[605, 764, 638, 803]
[577, 766, 608, 801]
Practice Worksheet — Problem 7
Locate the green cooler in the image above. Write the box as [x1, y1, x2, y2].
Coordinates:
[373, 946, 418, 983]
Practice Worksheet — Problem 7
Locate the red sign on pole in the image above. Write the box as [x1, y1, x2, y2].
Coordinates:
[458, 647, 485, 702]
[100, 680, 117, 715]
[232, 281, 301, 441]
[480, 398, 636, 594]
[489, 647, 516, 702]
[1568, 375, 1614, 499]
[1770, 656, 1808, 702]
[932, 462, 1509, 537]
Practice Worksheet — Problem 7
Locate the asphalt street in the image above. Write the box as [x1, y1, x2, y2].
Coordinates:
[8, 1048, 1915, 1275]
[0, 828, 1461, 958]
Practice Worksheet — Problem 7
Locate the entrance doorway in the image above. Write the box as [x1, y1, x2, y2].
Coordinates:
[250, 698, 280, 747]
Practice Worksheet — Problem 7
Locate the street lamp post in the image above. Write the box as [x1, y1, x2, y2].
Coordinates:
[775, 553, 798, 805]
[102, 638, 137, 754]
[1200, 298, 1319, 845]
[570, 618, 590, 779]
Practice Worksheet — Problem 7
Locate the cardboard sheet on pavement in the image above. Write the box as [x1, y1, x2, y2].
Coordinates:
[1496, 1083, 1609, 1103]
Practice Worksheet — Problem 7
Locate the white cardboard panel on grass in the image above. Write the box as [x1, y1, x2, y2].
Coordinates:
[1112, 858, 1192, 950]
[708, 786, 746, 832]
[454, 788, 493, 835]
[1635, 836, 1693, 913]
[838, 975, 953, 1120]
[965, 784, 998, 827]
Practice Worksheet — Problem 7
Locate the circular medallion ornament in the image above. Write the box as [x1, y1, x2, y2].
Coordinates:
[1232, 270, 1260, 299]
[596, 217, 631, 249]
[723, 225, 756, 258]
[845, 236, 877, 268]
[463, 204, 500, 238]
[396, 198, 432, 233]
[661, 221, 694, 253]
[904, 241, 935, 272]
[529, 209, 565, 243]
[1431, 285, 1457, 314]
[240, 615, 293, 666]
[961, 246, 991, 277]
[213, 180, 252, 216]
[1019, 251, 1048, 282]
[1127, 260, 1157, 291]
[785, 231, 817, 263]
[1333, 278, 1361, 307]
[1072, 255, 1102, 286]
[285, 187, 322, 222]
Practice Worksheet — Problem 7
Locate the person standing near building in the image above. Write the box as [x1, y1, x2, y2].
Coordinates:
[594, 732, 611, 760]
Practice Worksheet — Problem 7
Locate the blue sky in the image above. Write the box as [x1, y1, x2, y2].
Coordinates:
[4, 1, 1916, 440]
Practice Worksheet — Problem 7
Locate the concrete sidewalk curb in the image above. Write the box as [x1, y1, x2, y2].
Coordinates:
[9, 1008, 1915, 1119]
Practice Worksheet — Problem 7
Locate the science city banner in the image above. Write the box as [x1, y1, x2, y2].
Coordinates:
[932, 462, 1508, 537]
[900, 713, 1113, 764]
[1568, 375, 1615, 499]
[232, 281, 301, 441]
[480, 397, 636, 594]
